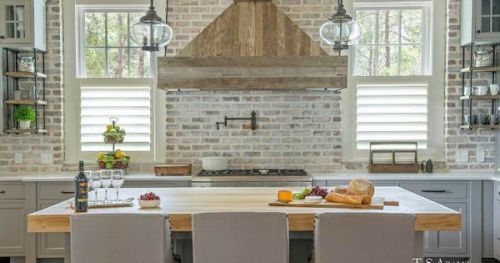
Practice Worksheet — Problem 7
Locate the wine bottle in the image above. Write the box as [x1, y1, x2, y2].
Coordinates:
[74, 161, 88, 212]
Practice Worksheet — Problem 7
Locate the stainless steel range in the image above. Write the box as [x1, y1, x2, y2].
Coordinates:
[198, 169, 308, 177]
[192, 169, 312, 187]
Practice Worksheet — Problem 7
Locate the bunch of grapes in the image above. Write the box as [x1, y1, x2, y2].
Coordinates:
[140, 192, 160, 201]
[306, 186, 328, 198]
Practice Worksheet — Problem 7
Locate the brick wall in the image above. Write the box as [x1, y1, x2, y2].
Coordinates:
[445, 0, 496, 170]
[0, 0, 64, 173]
[164, 0, 343, 171]
[0, 0, 493, 173]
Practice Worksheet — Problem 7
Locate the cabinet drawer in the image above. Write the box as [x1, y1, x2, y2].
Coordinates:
[0, 182, 25, 200]
[399, 181, 468, 200]
[38, 182, 75, 200]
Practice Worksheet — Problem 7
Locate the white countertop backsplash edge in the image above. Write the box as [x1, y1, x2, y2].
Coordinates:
[1, 171, 499, 182]
[0, 172, 191, 182]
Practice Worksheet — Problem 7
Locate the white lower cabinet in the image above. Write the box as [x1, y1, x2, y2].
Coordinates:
[425, 202, 468, 255]
[0, 201, 26, 256]
[0, 182, 26, 257]
[36, 182, 74, 258]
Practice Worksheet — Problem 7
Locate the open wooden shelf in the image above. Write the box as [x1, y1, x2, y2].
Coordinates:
[460, 95, 500, 100]
[460, 66, 500, 73]
[5, 99, 47, 105]
[460, 125, 500, 130]
[3, 71, 47, 79]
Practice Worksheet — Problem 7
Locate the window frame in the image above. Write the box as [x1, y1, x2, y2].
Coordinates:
[64, 2, 166, 164]
[77, 6, 150, 78]
[341, 0, 445, 163]
[353, 1, 432, 76]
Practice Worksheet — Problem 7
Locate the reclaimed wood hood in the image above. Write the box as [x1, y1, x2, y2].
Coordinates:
[157, 0, 347, 91]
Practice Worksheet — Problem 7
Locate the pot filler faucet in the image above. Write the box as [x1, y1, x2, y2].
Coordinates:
[216, 111, 257, 131]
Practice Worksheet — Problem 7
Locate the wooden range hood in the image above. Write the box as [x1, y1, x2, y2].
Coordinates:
[157, 0, 347, 91]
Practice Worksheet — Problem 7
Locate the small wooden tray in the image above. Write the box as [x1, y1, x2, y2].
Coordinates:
[268, 200, 399, 210]
[155, 164, 192, 176]
[88, 200, 134, 209]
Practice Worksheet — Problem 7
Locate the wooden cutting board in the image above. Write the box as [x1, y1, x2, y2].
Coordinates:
[268, 200, 399, 210]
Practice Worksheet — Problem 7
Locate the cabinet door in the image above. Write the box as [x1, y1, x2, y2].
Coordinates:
[0, 201, 25, 255]
[37, 199, 66, 258]
[0, 0, 31, 45]
[476, 0, 500, 38]
[425, 202, 467, 255]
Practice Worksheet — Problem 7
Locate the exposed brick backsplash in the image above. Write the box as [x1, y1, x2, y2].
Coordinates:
[164, 0, 344, 172]
[0, 0, 494, 173]
[445, 0, 496, 170]
[0, 0, 64, 173]
[164, 90, 342, 171]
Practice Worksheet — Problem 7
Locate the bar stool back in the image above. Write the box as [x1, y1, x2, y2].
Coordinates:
[314, 213, 415, 263]
[70, 213, 174, 263]
[192, 212, 289, 263]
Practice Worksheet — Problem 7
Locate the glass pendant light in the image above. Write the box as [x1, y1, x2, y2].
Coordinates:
[131, 0, 173, 52]
[319, 0, 360, 54]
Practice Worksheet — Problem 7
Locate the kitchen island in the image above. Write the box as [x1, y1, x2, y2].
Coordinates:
[27, 187, 460, 263]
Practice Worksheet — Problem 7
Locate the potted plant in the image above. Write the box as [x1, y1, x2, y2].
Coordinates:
[14, 106, 36, 129]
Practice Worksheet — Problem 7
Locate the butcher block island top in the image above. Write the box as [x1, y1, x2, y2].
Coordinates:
[27, 187, 460, 233]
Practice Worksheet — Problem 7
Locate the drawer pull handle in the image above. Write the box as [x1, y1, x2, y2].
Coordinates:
[61, 191, 75, 194]
[421, 189, 446, 193]
[0, 191, 5, 194]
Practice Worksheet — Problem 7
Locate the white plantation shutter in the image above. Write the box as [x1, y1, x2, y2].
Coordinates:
[356, 84, 428, 150]
[80, 86, 151, 152]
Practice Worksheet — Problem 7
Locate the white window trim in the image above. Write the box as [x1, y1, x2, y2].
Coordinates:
[76, 5, 149, 78]
[353, 2, 432, 76]
[341, 0, 445, 163]
[64, 0, 166, 164]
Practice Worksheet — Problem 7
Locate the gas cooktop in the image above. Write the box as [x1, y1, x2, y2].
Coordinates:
[197, 169, 308, 177]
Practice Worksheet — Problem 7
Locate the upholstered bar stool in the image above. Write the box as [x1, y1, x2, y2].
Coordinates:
[70, 213, 175, 263]
[314, 213, 415, 263]
[192, 212, 289, 263]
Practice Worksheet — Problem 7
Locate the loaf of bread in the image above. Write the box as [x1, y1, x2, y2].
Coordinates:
[325, 192, 364, 205]
[347, 179, 375, 197]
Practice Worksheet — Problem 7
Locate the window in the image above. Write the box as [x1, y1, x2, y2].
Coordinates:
[79, 8, 151, 78]
[80, 85, 151, 152]
[342, 0, 444, 162]
[354, 2, 431, 76]
[64, 5, 164, 162]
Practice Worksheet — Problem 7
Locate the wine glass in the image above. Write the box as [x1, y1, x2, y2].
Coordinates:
[100, 170, 113, 203]
[111, 170, 124, 201]
[86, 171, 101, 204]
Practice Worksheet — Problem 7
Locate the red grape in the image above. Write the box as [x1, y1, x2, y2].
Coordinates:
[306, 186, 328, 198]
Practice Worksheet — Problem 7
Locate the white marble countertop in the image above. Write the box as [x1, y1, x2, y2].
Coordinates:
[0, 172, 191, 182]
[311, 171, 499, 181]
[1, 170, 500, 182]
